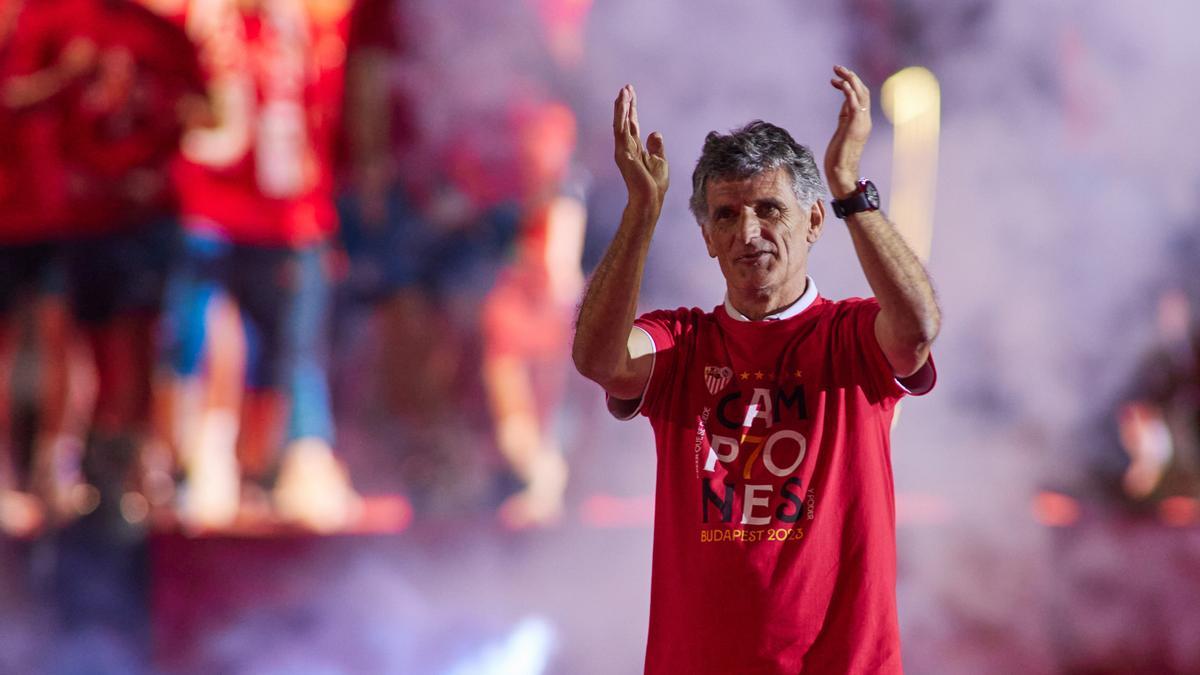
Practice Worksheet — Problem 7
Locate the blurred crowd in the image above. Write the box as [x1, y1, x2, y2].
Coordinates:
[1112, 282, 1200, 512]
[0, 0, 590, 536]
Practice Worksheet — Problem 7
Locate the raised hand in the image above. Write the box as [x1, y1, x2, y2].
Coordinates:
[613, 84, 668, 210]
[823, 65, 872, 199]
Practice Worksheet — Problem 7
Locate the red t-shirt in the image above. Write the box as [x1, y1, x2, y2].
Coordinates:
[0, 0, 71, 241]
[2, 0, 204, 235]
[616, 296, 935, 674]
[0, 88, 68, 242]
[173, 0, 349, 246]
[65, 0, 204, 230]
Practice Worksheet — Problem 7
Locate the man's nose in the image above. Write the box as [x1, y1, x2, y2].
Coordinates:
[736, 209, 761, 244]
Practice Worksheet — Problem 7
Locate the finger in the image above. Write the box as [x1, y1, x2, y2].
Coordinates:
[831, 78, 856, 115]
[834, 65, 870, 109]
[831, 78, 852, 107]
[829, 106, 848, 147]
[646, 131, 665, 158]
[614, 86, 631, 138]
[846, 69, 871, 107]
[613, 87, 625, 136]
[838, 80, 863, 114]
[628, 86, 641, 142]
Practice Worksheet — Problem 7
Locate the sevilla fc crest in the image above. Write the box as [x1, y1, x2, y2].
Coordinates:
[704, 366, 733, 395]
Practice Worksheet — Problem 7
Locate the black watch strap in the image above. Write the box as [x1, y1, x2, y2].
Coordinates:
[831, 179, 880, 219]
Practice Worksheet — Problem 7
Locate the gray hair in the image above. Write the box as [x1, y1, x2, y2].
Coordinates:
[688, 120, 826, 225]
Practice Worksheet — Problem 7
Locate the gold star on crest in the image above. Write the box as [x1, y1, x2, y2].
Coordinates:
[739, 371, 750, 380]
[754, 371, 764, 380]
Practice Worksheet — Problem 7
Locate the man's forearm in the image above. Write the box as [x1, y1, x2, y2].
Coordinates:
[821, 65, 938, 365]
[571, 200, 659, 383]
[2, 66, 74, 110]
[844, 210, 940, 346]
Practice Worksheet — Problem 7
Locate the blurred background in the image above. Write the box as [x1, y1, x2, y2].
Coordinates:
[1, 0, 1199, 673]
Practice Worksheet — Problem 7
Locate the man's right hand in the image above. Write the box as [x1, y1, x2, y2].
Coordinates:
[574, 86, 664, 405]
[613, 85, 668, 210]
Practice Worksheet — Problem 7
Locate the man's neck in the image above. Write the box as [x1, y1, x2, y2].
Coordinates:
[726, 277, 815, 321]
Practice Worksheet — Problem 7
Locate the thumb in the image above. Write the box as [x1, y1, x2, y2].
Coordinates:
[646, 131, 665, 158]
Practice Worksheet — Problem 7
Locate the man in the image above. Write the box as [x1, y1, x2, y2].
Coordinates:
[165, 0, 358, 531]
[0, 0, 84, 532]
[2, 0, 207, 524]
[573, 66, 940, 673]
[481, 98, 585, 528]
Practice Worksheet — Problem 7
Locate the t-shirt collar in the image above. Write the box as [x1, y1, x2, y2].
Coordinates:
[723, 276, 818, 322]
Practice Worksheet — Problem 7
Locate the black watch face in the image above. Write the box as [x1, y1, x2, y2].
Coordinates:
[862, 181, 881, 209]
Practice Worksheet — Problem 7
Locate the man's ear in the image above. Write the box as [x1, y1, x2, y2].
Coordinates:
[700, 222, 718, 258]
[807, 201, 825, 245]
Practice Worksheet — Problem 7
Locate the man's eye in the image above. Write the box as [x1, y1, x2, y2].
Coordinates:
[756, 204, 780, 218]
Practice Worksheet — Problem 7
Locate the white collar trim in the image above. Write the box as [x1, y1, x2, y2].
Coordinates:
[724, 277, 818, 322]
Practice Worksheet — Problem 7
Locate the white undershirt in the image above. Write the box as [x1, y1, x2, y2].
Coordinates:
[722, 276, 818, 322]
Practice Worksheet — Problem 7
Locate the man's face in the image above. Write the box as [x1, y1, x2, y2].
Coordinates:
[700, 167, 824, 300]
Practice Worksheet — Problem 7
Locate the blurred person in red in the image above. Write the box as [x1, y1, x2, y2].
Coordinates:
[481, 99, 585, 528]
[2, 0, 206, 527]
[164, 0, 358, 532]
[337, 1, 587, 519]
[335, 0, 450, 423]
[337, 1, 533, 447]
[0, 0, 86, 534]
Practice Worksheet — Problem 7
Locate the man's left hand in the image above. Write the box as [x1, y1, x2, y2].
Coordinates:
[823, 65, 872, 200]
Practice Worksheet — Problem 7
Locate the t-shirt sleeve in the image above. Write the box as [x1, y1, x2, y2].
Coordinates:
[605, 308, 690, 421]
[844, 298, 936, 403]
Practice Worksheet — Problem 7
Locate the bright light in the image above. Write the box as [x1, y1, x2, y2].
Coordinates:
[881, 66, 941, 264]
[444, 615, 557, 675]
[882, 67, 941, 126]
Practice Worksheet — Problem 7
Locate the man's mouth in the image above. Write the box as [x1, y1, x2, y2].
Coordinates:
[736, 251, 772, 265]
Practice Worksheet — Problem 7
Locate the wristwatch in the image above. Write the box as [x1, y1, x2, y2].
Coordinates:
[831, 179, 880, 219]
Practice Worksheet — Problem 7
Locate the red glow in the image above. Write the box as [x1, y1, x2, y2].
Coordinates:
[1158, 497, 1199, 527]
[169, 494, 413, 538]
[1032, 491, 1081, 527]
[352, 495, 414, 534]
